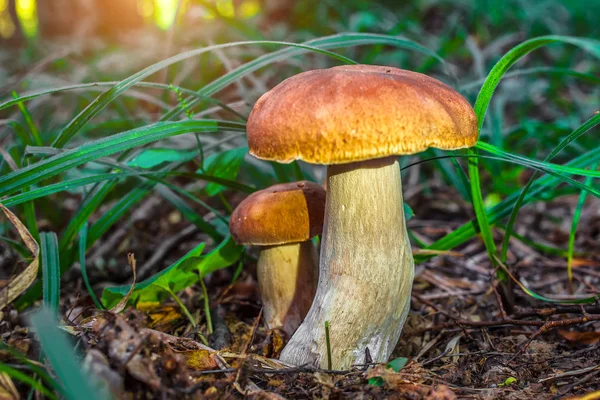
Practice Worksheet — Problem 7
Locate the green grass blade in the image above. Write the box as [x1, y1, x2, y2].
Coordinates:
[1, 81, 246, 121]
[86, 182, 153, 248]
[58, 181, 115, 252]
[467, 150, 498, 265]
[0, 236, 30, 257]
[469, 35, 600, 266]
[51, 40, 358, 148]
[567, 164, 597, 289]
[496, 257, 599, 304]
[78, 224, 104, 309]
[29, 307, 108, 400]
[500, 113, 600, 262]
[40, 232, 60, 312]
[0, 169, 254, 207]
[459, 66, 600, 92]
[163, 33, 442, 121]
[417, 145, 600, 262]
[0, 120, 246, 197]
[476, 140, 600, 178]
[12, 91, 43, 146]
[0, 342, 62, 394]
[0, 364, 57, 400]
[474, 36, 600, 128]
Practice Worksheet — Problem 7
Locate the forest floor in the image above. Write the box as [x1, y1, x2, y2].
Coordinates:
[4, 187, 598, 399]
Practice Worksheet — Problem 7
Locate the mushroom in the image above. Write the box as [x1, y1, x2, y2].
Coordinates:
[229, 181, 325, 337]
[246, 65, 478, 369]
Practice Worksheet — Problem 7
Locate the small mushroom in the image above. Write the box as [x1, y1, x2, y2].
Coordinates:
[247, 65, 478, 369]
[229, 181, 325, 337]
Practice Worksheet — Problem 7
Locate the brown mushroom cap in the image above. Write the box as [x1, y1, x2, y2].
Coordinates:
[229, 181, 326, 246]
[247, 65, 478, 164]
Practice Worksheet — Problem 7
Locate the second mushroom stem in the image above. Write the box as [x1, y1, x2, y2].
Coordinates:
[280, 157, 414, 369]
[258, 240, 319, 337]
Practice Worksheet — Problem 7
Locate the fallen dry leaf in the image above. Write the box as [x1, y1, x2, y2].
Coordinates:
[558, 330, 600, 345]
[0, 372, 18, 400]
[140, 304, 182, 330]
[182, 348, 219, 370]
[0, 203, 39, 314]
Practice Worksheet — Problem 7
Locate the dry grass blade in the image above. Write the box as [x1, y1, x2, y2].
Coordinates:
[0, 203, 39, 313]
[0, 372, 19, 400]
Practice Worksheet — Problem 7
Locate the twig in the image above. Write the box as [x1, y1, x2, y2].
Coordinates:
[557, 368, 600, 398]
[539, 364, 600, 383]
[510, 314, 600, 361]
[422, 347, 453, 366]
[242, 307, 262, 354]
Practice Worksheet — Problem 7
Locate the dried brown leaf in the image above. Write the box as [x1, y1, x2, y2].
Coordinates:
[183, 349, 219, 371]
[0, 203, 39, 313]
[558, 330, 600, 345]
[0, 372, 19, 400]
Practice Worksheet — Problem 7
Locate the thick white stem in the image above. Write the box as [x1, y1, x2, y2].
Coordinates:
[279, 158, 414, 369]
[258, 241, 318, 337]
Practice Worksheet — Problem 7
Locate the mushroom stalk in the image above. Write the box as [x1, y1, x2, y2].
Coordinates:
[258, 240, 318, 336]
[280, 157, 414, 369]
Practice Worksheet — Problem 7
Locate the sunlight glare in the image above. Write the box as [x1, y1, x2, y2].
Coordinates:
[216, 0, 235, 18]
[15, 0, 38, 38]
[239, 0, 261, 19]
[154, 0, 177, 30]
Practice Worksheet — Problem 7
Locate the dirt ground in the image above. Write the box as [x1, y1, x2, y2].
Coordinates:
[2, 188, 599, 399]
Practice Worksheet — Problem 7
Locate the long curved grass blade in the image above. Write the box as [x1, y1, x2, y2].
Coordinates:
[2, 169, 254, 208]
[51, 40, 357, 148]
[40, 232, 60, 312]
[86, 182, 153, 248]
[495, 256, 600, 304]
[477, 140, 600, 178]
[469, 35, 600, 266]
[567, 164, 597, 290]
[29, 307, 108, 400]
[12, 91, 43, 146]
[499, 113, 600, 262]
[403, 151, 600, 198]
[163, 33, 443, 121]
[0, 81, 246, 120]
[59, 180, 116, 252]
[0, 236, 30, 257]
[459, 67, 600, 92]
[475, 36, 600, 127]
[416, 145, 600, 262]
[0, 120, 246, 197]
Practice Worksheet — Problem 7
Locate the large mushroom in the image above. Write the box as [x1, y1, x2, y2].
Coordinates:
[246, 65, 478, 369]
[230, 181, 325, 337]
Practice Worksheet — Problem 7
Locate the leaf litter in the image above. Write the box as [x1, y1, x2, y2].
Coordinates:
[1, 188, 599, 399]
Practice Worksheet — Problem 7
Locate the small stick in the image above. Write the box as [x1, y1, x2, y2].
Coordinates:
[242, 307, 263, 355]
